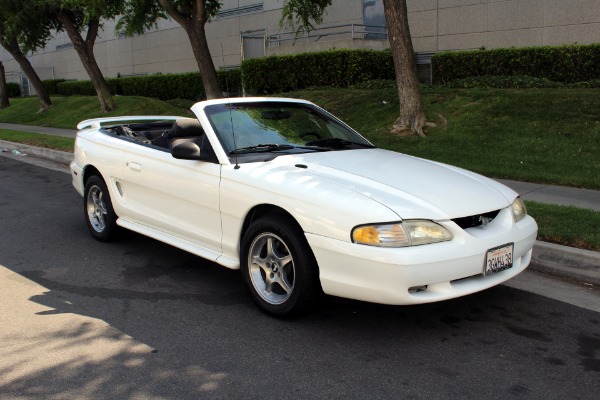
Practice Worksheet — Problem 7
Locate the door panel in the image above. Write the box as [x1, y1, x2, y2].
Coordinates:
[120, 143, 222, 252]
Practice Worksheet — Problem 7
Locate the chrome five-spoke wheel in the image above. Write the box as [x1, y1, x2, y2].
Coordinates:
[86, 185, 108, 233]
[83, 175, 118, 242]
[241, 215, 321, 317]
[248, 233, 295, 305]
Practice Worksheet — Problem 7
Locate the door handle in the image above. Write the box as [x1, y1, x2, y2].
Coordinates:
[127, 162, 142, 172]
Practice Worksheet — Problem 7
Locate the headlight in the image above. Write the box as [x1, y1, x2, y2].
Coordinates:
[352, 220, 452, 247]
[510, 197, 527, 222]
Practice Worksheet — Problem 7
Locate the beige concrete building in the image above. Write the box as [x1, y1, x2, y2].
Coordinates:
[2, 0, 600, 93]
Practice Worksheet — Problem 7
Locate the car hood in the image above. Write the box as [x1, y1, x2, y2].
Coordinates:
[278, 148, 517, 220]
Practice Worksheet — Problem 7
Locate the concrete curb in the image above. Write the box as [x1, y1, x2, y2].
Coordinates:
[0, 139, 73, 165]
[530, 241, 600, 286]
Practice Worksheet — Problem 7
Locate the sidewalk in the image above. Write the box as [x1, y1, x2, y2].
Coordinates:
[497, 179, 600, 212]
[0, 122, 77, 138]
[1, 123, 599, 286]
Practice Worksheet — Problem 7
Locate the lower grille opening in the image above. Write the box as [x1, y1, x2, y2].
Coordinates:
[408, 285, 428, 293]
[451, 274, 481, 284]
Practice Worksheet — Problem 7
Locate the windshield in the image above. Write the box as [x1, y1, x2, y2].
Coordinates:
[204, 102, 373, 155]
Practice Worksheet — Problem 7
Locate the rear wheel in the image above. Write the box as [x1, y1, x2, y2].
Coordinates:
[84, 175, 119, 242]
[241, 215, 321, 317]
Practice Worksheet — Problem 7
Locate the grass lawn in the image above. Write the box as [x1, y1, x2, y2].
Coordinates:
[0, 129, 75, 152]
[526, 201, 600, 252]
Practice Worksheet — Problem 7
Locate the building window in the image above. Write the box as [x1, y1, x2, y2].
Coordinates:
[56, 42, 74, 51]
[217, 3, 263, 19]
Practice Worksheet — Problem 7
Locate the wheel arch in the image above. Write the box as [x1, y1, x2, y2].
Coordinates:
[82, 165, 104, 186]
[239, 204, 303, 248]
[238, 203, 323, 317]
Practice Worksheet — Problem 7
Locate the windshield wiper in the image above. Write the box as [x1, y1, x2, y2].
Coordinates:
[304, 138, 374, 148]
[230, 143, 332, 154]
[230, 143, 295, 154]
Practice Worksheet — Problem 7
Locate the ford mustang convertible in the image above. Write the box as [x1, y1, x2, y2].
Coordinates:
[70, 97, 538, 317]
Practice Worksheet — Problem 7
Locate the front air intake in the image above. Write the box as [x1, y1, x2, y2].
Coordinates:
[452, 209, 500, 229]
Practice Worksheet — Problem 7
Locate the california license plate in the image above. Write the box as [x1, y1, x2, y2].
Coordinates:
[484, 243, 514, 275]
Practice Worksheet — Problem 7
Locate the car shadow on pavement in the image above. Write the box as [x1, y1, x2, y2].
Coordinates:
[3, 229, 599, 400]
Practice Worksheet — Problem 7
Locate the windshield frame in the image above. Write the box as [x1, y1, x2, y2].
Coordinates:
[203, 100, 374, 160]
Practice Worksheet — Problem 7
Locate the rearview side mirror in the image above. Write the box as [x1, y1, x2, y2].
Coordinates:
[172, 142, 203, 160]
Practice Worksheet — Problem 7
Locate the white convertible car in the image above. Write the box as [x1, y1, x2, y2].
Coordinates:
[70, 97, 537, 317]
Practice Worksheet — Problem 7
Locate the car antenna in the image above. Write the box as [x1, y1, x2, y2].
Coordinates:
[221, 40, 240, 170]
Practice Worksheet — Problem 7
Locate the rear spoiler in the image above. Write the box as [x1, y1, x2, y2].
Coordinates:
[77, 115, 185, 130]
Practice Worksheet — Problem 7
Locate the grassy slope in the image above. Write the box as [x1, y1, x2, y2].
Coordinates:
[285, 87, 600, 189]
[0, 96, 192, 129]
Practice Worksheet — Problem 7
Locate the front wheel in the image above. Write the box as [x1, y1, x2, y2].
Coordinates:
[84, 175, 119, 242]
[240, 215, 321, 317]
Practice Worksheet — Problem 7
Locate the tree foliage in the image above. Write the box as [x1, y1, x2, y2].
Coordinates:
[0, 0, 54, 110]
[44, 0, 124, 111]
[118, 0, 220, 35]
[0, 0, 125, 112]
[279, 0, 332, 35]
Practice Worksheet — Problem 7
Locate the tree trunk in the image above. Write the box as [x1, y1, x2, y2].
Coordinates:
[382, 0, 426, 137]
[0, 61, 9, 108]
[157, 0, 222, 99]
[56, 13, 116, 112]
[0, 38, 52, 111]
[183, 21, 223, 99]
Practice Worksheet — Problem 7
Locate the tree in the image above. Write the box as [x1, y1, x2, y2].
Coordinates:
[382, 0, 425, 137]
[282, 0, 426, 137]
[45, 1, 123, 112]
[0, 1, 53, 110]
[280, 0, 332, 37]
[0, 61, 9, 108]
[118, 1, 222, 99]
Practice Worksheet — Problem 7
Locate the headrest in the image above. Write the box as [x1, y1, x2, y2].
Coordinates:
[171, 119, 204, 138]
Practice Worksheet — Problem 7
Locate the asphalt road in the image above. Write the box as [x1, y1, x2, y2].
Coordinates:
[1, 156, 599, 400]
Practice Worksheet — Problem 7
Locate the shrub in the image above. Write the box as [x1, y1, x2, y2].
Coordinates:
[119, 73, 203, 100]
[42, 79, 67, 95]
[432, 44, 600, 84]
[219, 69, 242, 96]
[57, 78, 121, 96]
[53, 69, 242, 100]
[6, 82, 21, 97]
[570, 79, 600, 88]
[241, 49, 395, 94]
[444, 75, 564, 89]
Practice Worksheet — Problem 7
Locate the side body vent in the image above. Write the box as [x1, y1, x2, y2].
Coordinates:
[115, 181, 124, 197]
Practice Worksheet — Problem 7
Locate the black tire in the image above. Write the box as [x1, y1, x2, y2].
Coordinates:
[83, 175, 119, 242]
[240, 214, 322, 317]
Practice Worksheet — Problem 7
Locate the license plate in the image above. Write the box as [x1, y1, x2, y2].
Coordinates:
[484, 243, 514, 275]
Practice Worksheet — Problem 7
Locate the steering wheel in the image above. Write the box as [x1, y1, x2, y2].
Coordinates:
[299, 131, 322, 140]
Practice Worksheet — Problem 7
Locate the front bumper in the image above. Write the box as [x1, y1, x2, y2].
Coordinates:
[306, 210, 538, 305]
